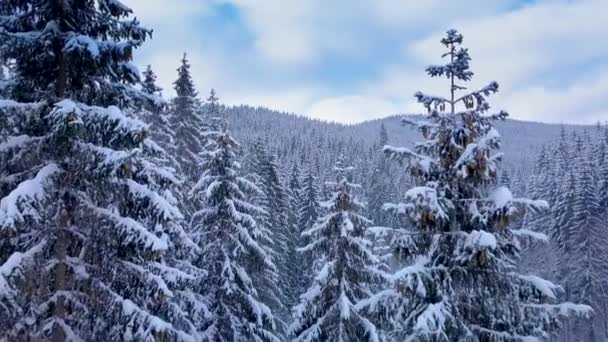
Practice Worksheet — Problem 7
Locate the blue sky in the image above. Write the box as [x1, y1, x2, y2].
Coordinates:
[124, 0, 608, 124]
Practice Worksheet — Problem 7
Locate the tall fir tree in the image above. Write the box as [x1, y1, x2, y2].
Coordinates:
[246, 139, 288, 330]
[287, 163, 303, 234]
[361, 29, 590, 340]
[289, 158, 381, 342]
[189, 127, 278, 341]
[366, 124, 393, 228]
[137, 64, 178, 173]
[142, 65, 163, 98]
[0, 1, 197, 340]
[297, 168, 320, 290]
[170, 53, 207, 218]
[568, 156, 608, 341]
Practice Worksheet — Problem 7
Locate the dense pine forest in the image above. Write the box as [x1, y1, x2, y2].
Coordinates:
[1, 1, 606, 341]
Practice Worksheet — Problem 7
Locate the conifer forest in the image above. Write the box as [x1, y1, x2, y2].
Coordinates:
[0, 1, 606, 341]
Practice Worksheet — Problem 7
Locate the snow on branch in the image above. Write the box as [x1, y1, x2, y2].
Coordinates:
[91, 206, 168, 252]
[464, 230, 497, 251]
[515, 274, 561, 300]
[77, 142, 133, 171]
[64, 33, 100, 58]
[522, 302, 593, 318]
[123, 179, 183, 221]
[383, 145, 437, 175]
[0, 163, 61, 228]
[0, 241, 46, 300]
[0, 135, 41, 153]
[403, 186, 449, 225]
[511, 229, 549, 243]
[454, 128, 501, 179]
[51, 99, 148, 138]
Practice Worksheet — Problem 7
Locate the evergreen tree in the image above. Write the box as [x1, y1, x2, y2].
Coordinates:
[366, 125, 393, 227]
[297, 168, 320, 290]
[142, 64, 163, 98]
[0, 1, 196, 340]
[246, 139, 288, 329]
[289, 158, 381, 342]
[361, 29, 590, 340]
[569, 157, 608, 340]
[378, 123, 389, 148]
[287, 163, 303, 236]
[137, 64, 177, 172]
[286, 162, 305, 308]
[517, 146, 559, 280]
[498, 168, 511, 187]
[170, 53, 206, 218]
[140, 64, 166, 113]
[299, 170, 320, 238]
[205, 89, 221, 120]
[190, 128, 278, 341]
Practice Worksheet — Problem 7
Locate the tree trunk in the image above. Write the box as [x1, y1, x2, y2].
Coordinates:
[52, 203, 68, 342]
[52, 28, 68, 340]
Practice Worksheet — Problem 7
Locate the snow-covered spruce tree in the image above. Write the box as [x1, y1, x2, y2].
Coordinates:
[598, 131, 608, 341]
[189, 128, 278, 341]
[516, 146, 559, 280]
[289, 158, 382, 342]
[0, 1, 199, 340]
[366, 124, 394, 228]
[258, 149, 292, 321]
[135, 64, 210, 341]
[599, 130, 608, 229]
[137, 64, 179, 173]
[360, 29, 590, 341]
[142, 65, 163, 100]
[204, 88, 221, 121]
[139, 64, 169, 115]
[287, 163, 303, 236]
[299, 169, 320, 240]
[170, 53, 207, 217]
[568, 156, 608, 341]
[244, 139, 287, 329]
[297, 168, 320, 290]
[286, 162, 307, 308]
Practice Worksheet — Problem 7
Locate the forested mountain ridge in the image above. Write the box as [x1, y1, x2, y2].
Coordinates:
[224, 104, 596, 177]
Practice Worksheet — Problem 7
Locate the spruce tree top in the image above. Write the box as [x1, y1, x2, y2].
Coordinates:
[142, 64, 162, 96]
[174, 53, 197, 98]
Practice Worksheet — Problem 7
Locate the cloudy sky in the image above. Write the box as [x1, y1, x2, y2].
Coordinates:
[123, 0, 607, 124]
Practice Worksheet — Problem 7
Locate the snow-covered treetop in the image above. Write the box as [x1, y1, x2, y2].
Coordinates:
[142, 65, 162, 96]
[174, 53, 197, 99]
[205, 88, 227, 131]
[139, 64, 167, 113]
[384, 29, 511, 218]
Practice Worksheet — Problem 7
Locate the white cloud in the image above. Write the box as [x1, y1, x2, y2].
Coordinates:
[364, 0, 513, 30]
[223, 0, 514, 66]
[226, 0, 322, 65]
[122, 0, 607, 124]
[409, 0, 608, 93]
[224, 87, 320, 115]
[123, 0, 212, 20]
[306, 95, 402, 123]
[500, 71, 608, 124]
[362, 0, 608, 123]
